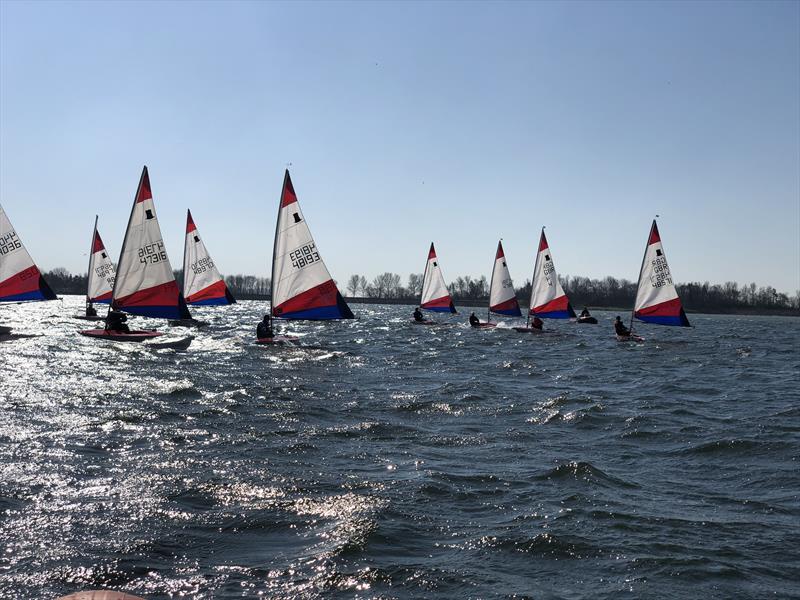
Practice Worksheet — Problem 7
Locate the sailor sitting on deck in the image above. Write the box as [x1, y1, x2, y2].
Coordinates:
[105, 309, 130, 333]
[257, 314, 274, 339]
[86, 302, 97, 317]
[469, 312, 480, 327]
[413, 307, 424, 322]
[531, 316, 544, 330]
[579, 307, 591, 318]
[614, 316, 630, 337]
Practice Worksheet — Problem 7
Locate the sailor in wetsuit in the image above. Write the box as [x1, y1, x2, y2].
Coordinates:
[105, 309, 130, 333]
[413, 307, 425, 322]
[86, 302, 97, 317]
[579, 307, 591, 318]
[531, 316, 544, 330]
[257, 314, 274, 339]
[469, 312, 480, 327]
[614, 315, 630, 337]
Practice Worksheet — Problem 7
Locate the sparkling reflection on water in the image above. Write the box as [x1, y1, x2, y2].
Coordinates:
[1, 296, 798, 599]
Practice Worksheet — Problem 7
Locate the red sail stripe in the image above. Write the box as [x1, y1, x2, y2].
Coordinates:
[273, 279, 338, 315]
[421, 295, 453, 309]
[538, 231, 549, 252]
[186, 210, 197, 234]
[490, 296, 520, 312]
[532, 295, 570, 314]
[0, 266, 42, 297]
[136, 167, 152, 203]
[648, 221, 661, 245]
[280, 170, 298, 207]
[186, 280, 229, 304]
[115, 280, 182, 308]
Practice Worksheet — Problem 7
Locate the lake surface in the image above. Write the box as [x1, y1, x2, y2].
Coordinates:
[1, 296, 798, 599]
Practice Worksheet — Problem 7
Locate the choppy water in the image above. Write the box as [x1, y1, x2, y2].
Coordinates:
[0, 295, 798, 599]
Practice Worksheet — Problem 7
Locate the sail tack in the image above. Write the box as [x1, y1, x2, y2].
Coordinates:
[489, 241, 522, 316]
[87, 220, 115, 304]
[271, 170, 353, 320]
[633, 220, 690, 327]
[111, 167, 191, 319]
[182, 210, 235, 305]
[529, 229, 575, 319]
[0, 204, 57, 302]
[420, 243, 456, 313]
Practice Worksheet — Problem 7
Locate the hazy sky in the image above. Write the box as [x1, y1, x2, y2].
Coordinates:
[1, 0, 798, 293]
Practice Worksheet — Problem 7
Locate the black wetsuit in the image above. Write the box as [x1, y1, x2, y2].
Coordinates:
[614, 321, 630, 336]
[413, 308, 424, 322]
[86, 305, 98, 317]
[532, 318, 543, 330]
[469, 314, 480, 327]
[105, 310, 130, 333]
[257, 320, 274, 339]
[579, 309, 591, 318]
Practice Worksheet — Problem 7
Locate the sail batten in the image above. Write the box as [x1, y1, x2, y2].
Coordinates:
[489, 241, 522, 317]
[0, 204, 57, 302]
[270, 170, 353, 320]
[529, 229, 575, 319]
[182, 209, 235, 306]
[111, 167, 191, 320]
[633, 220, 690, 327]
[420, 243, 456, 313]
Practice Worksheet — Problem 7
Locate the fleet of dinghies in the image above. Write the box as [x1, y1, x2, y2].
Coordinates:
[0, 166, 695, 344]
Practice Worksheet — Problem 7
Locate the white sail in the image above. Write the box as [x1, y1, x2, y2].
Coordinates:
[0, 204, 56, 302]
[112, 167, 190, 319]
[489, 240, 521, 316]
[633, 220, 690, 327]
[271, 170, 353, 319]
[420, 243, 456, 312]
[182, 210, 234, 305]
[86, 217, 115, 303]
[529, 229, 574, 318]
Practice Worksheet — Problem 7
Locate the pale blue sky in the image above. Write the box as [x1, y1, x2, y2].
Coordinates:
[1, 0, 798, 293]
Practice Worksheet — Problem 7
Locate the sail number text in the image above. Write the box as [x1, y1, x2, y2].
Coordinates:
[0, 231, 22, 256]
[138, 241, 168, 265]
[191, 257, 215, 274]
[648, 256, 673, 288]
[290, 243, 320, 271]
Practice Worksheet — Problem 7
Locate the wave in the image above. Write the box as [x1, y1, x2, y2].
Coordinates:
[535, 461, 639, 488]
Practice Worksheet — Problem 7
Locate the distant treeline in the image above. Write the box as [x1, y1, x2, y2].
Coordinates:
[42, 268, 799, 315]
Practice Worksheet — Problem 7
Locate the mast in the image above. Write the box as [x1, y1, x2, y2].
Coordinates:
[109, 166, 149, 315]
[630, 218, 657, 333]
[270, 170, 289, 318]
[182, 209, 191, 299]
[86, 215, 98, 304]
[527, 227, 545, 327]
[488, 240, 501, 322]
[420, 243, 432, 308]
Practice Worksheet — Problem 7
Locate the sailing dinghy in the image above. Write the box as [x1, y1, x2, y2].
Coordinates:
[415, 242, 456, 324]
[0, 203, 57, 304]
[261, 169, 352, 342]
[75, 216, 116, 320]
[473, 240, 521, 328]
[620, 219, 690, 340]
[79, 167, 192, 345]
[1, 204, 57, 338]
[515, 229, 575, 333]
[170, 209, 235, 326]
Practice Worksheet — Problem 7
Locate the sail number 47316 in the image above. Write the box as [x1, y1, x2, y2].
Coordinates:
[138, 241, 168, 265]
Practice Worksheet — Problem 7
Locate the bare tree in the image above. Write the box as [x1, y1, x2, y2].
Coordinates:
[407, 273, 423, 297]
[346, 274, 361, 297]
